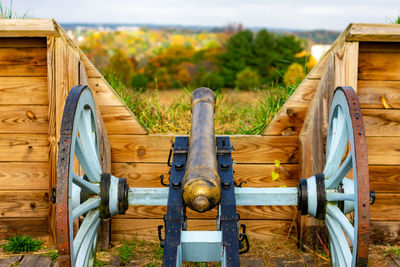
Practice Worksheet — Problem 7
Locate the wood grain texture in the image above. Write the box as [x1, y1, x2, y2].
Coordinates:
[88, 78, 127, 106]
[81, 54, 101, 78]
[116, 205, 297, 220]
[111, 219, 293, 242]
[370, 193, 400, 221]
[358, 80, 400, 108]
[362, 109, 400, 136]
[0, 134, 49, 161]
[109, 135, 299, 164]
[0, 191, 49, 218]
[112, 163, 299, 188]
[99, 106, 147, 135]
[359, 42, 400, 52]
[0, 162, 49, 190]
[0, 37, 47, 47]
[0, 106, 48, 133]
[367, 137, 400, 165]
[307, 54, 329, 79]
[370, 221, 400, 244]
[334, 41, 359, 91]
[263, 107, 307, 136]
[263, 79, 319, 136]
[358, 51, 400, 81]
[0, 218, 49, 241]
[346, 23, 400, 42]
[0, 19, 56, 37]
[0, 77, 48, 105]
[368, 165, 400, 192]
[0, 48, 47, 76]
[47, 36, 57, 245]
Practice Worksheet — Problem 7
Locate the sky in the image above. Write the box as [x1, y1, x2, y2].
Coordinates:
[10, 0, 400, 31]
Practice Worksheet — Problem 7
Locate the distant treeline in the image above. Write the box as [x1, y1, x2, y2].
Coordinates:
[79, 27, 317, 90]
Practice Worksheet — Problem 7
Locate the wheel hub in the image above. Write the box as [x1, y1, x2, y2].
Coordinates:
[99, 173, 129, 219]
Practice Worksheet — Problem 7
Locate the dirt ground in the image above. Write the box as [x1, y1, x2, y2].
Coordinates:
[1, 242, 398, 266]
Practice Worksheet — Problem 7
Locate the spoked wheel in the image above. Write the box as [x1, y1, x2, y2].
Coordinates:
[322, 87, 370, 266]
[57, 85, 104, 267]
[298, 87, 370, 267]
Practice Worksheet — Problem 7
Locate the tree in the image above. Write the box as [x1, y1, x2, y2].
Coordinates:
[220, 30, 254, 87]
[283, 63, 304, 86]
[201, 72, 224, 91]
[235, 68, 260, 90]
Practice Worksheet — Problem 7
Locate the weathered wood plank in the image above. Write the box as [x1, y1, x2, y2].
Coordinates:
[346, 23, 400, 42]
[0, 77, 48, 105]
[0, 19, 56, 37]
[99, 106, 147, 135]
[263, 78, 319, 136]
[0, 191, 49, 218]
[370, 221, 400, 244]
[109, 135, 299, 164]
[0, 134, 49, 161]
[111, 219, 293, 242]
[0, 162, 49, 190]
[367, 165, 400, 192]
[112, 163, 299, 188]
[358, 52, 400, 81]
[0, 48, 47, 76]
[82, 54, 102, 78]
[0, 37, 47, 47]
[307, 53, 328, 80]
[0, 218, 49, 241]
[47, 36, 57, 245]
[263, 107, 307, 136]
[334, 41, 358, 91]
[362, 109, 400, 137]
[367, 137, 400, 165]
[359, 42, 400, 52]
[115, 205, 296, 220]
[0, 106, 48, 133]
[370, 193, 400, 221]
[358, 80, 400, 108]
[88, 77, 126, 106]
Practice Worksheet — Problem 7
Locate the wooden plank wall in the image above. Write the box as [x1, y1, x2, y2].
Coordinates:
[0, 37, 50, 241]
[358, 42, 400, 243]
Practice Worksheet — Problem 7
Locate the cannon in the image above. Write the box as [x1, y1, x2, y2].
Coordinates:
[56, 85, 371, 267]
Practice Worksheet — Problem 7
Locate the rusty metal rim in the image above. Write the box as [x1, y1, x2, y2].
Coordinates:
[335, 86, 370, 265]
[56, 85, 99, 267]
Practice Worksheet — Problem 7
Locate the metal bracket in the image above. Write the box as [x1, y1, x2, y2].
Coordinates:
[238, 224, 250, 255]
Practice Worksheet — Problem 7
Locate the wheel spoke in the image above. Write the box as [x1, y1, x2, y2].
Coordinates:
[72, 172, 100, 195]
[326, 192, 355, 202]
[329, 238, 337, 266]
[324, 108, 349, 178]
[325, 153, 352, 189]
[73, 210, 100, 258]
[71, 183, 81, 209]
[72, 197, 100, 222]
[75, 135, 101, 182]
[327, 205, 355, 243]
[75, 218, 100, 266]
[78, 109, 100, 166]
[326, 214, 352, 266]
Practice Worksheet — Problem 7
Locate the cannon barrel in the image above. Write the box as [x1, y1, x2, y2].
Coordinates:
[182, 87, 221, 213]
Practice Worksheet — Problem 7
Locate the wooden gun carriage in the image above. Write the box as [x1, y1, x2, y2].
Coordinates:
[1, 20, 400, 266]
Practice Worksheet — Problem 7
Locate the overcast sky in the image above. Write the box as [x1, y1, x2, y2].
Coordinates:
[11, 0, 400, 30]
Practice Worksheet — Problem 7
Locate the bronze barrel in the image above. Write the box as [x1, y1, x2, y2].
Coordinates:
[182, 87, 221, 213]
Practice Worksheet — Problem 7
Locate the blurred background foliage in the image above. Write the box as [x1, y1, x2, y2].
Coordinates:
[79, 26, 316, 91]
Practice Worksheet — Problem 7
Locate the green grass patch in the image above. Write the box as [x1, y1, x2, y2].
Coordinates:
[385, 244, 400, 259]
[105, 72, 298, 135]
[1, 235, 44, 253]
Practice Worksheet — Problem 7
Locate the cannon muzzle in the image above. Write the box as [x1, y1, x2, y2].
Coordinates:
[182, 87, 221, 212]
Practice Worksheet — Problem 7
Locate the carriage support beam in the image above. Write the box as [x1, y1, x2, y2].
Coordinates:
[127, 187, 298, 206]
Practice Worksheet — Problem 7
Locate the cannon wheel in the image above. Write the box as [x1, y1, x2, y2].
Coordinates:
[322, 87, 370, 266]
[57, 85, 104, 267]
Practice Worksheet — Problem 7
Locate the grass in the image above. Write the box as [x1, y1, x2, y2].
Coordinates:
[384, 244, 400, 259]
[105, 73, 298, 135]
[0, 235, 44, 253]
[0, 0, 32, 19]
